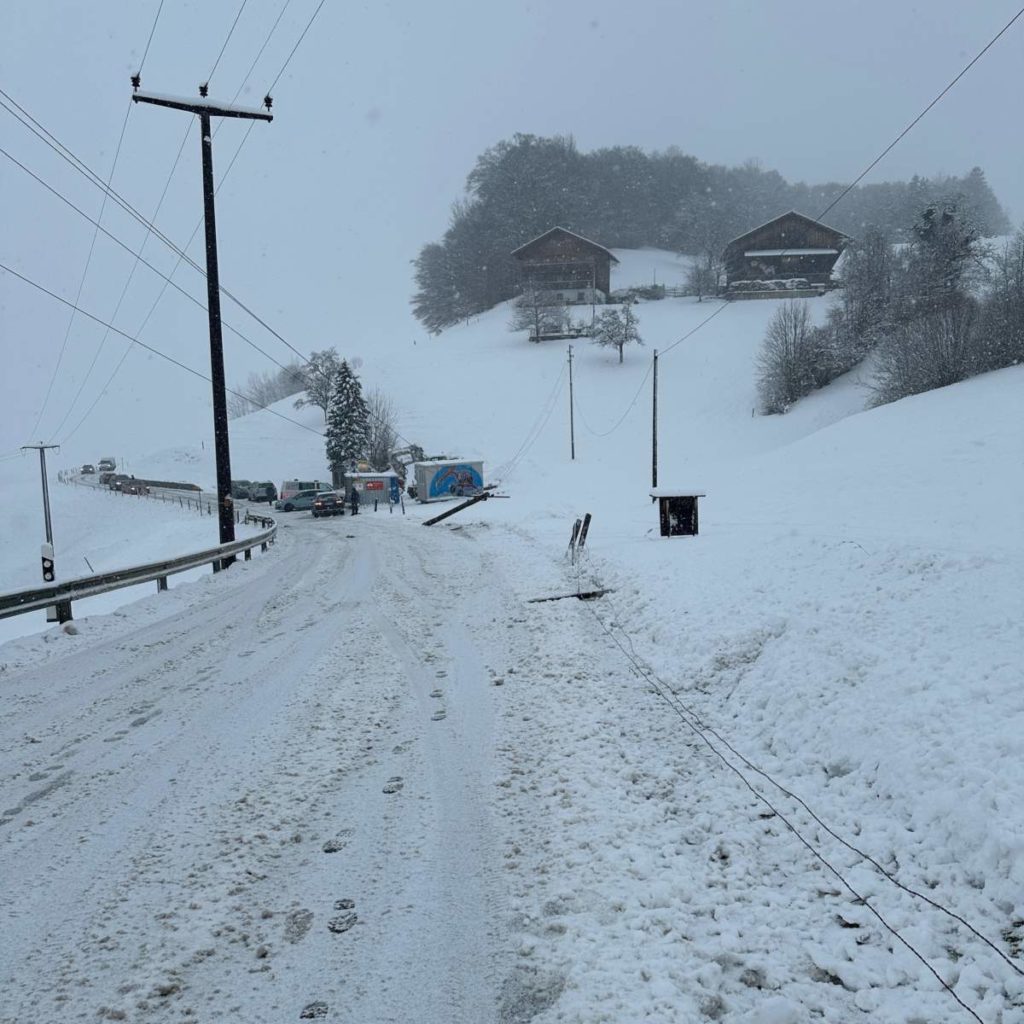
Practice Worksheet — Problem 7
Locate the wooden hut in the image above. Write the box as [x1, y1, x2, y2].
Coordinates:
[511, 227, 618, 305]
[724, 211, 848, 291]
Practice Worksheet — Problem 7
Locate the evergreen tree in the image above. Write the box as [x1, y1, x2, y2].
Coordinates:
[325, 361, 370, 477]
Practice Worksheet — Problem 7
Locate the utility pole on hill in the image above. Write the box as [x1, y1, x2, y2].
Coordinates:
[567, 344, 576, 461]
[131, 81, 273, 568]
[651, 350, 658, 499]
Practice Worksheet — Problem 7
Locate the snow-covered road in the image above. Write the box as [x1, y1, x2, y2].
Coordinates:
[4, 503, 1022, 1023]
[0, 511, 516, 1023]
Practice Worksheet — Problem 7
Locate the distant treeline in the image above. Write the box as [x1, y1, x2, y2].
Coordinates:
[412, 134, 1010, 332]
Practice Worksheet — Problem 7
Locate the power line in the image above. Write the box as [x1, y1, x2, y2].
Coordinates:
[267, 0, 327, 93]
[55, 1, 298, 443]
[137, 0, 166, 75]
[28, 100, 133, 441]
[208, 0, 250, 87]
[0, 89, 314, 370]
[0, 142, 307, 387]
[576, 584, 985, 1022]
[47, 124, 192, 441]
[647, 5, 1024, 375]
[59, 122, 258, 446]
[575, 359, 653, 437]
[816, 4, 1024, 225]
[234, 0, 295, 100]
[1, 259, 327, 441]
[493, 363, 566, 483]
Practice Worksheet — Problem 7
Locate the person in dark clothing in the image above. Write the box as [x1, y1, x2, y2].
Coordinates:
[349, 487, 360, 515]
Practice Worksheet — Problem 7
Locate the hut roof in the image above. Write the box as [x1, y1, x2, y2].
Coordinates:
[725, 210, 849, 251]
[511, 227, 620, 262]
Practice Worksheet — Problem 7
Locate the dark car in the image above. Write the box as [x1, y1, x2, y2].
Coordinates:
[99, 471, 116, 485]
[81, 464, 96, 474]
[230, 479, 253, 500]
[108, 474, 130, 491]
[311, 491, 344, 517]
[248, 481, 277, 504]
[122, 480, 150, 495]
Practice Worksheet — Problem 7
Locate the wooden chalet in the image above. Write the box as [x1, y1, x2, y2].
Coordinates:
[723, 211, 849, 290]
[511, 227, 618, 305]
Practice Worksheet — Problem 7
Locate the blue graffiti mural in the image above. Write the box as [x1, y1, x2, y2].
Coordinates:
[427, 464, 483, 499]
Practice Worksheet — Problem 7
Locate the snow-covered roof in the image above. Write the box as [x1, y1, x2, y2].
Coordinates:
[724, 210, 848, 249]
[744, 248, 839, 257]
[650, 488, 706, 498]
[511, 227, 619, 263]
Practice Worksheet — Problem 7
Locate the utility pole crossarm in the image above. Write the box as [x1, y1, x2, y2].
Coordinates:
[131, 91, 273, 121]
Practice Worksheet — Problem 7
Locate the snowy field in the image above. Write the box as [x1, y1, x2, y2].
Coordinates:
[0, 472, 260, 646]
[3, 250, 1023, 1022]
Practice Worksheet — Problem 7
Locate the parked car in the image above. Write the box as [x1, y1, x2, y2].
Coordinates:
[312, 491, 344, 517]
[274, 489, 319, 512]
[230, 479, 253, 499]
[81, 464, 96, 474]
[279, 479, 328, 501]
[248, 481, 277, 504]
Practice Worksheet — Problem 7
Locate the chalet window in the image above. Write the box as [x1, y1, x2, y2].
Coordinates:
[577, 291, 585, 302]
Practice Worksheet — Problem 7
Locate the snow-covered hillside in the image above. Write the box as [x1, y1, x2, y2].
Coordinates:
[4, 249, 1022, 1021]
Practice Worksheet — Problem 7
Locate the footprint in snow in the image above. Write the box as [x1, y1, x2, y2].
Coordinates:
[327, 912, 358, 934]
[299, 1001, 328, 1019]
[284, 908, 314, 943]
[429, 689, 443, 698]
[383, 777, 404, 794]
[333, 898, 355, 911]
[431, 710, 447, 722]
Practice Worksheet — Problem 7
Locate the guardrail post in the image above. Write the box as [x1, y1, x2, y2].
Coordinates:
[261, 540, 268, 552]
[56, 599, 73, 624]
[157, 576, 168, 592]
[244, 548, 252, 561]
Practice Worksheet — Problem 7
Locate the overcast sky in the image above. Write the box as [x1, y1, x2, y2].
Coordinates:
[2, 0, 1022, 459]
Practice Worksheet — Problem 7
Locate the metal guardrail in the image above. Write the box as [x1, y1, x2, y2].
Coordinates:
[0, 514, 277, 622]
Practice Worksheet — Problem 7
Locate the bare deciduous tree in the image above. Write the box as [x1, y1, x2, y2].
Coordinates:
[591, 301, 642, 364]
[228, 362, 305, 419]
[366, 387, 399, 471]
[509, 287, 569, 341]
[294, 348, 343, 421]
[871, 299, 977, 406]
[756, 300, 830, 414]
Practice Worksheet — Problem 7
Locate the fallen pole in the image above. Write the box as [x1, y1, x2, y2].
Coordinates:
[527, 588, 613, 604]
[422, 488, 508, 526]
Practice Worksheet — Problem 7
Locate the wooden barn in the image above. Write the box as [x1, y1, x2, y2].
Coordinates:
[723, 211, 849, 290]
[511, 227, 618, 305]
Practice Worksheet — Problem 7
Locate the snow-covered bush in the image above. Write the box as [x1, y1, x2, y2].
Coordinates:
[755, 300, 831, 414]
[870, 299, 977, 406]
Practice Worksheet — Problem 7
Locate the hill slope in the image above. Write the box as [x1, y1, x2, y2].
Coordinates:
[7, 249, 1022, 1020]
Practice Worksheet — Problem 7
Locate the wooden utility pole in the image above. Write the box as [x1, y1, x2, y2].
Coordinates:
[651, 350, 659, 497]
[568, 344, 576, 461]
[132, 83, 272, 568]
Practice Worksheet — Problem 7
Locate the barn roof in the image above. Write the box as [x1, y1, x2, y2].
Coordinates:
[511, 226, 620, 262]
[725, 210, 849, 250]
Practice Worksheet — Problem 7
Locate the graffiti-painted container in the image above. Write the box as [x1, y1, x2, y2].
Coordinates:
[412, 461, 484, 503]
